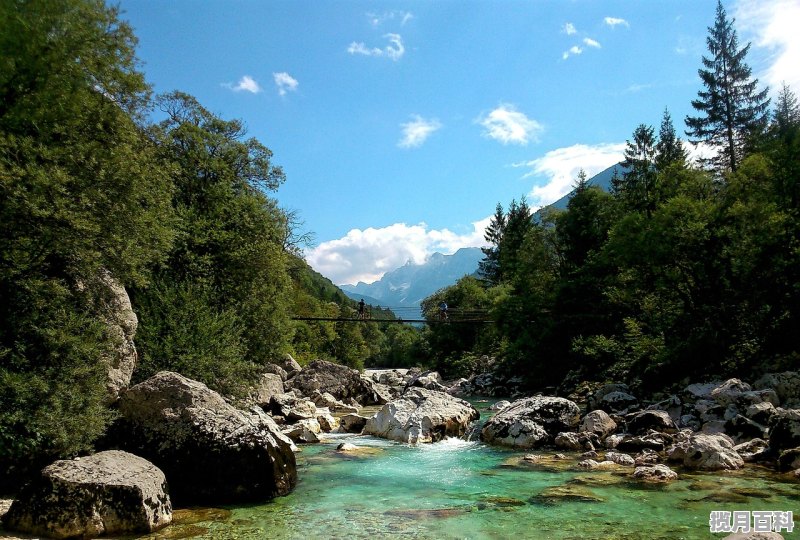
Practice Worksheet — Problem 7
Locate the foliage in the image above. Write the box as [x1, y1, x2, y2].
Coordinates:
[685, 0, 770, 172]
[0, 0, 173, 481]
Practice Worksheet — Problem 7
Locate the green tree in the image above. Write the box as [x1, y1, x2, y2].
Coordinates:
[655, 108, 688, 171]
[617, 124, 658, 216]
[0, 0, 173, 479]
[478, 203, 506, 285]
[132, 92, 292, 392]
[685, 0, 770, 172]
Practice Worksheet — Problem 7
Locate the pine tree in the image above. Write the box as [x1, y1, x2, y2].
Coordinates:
[478, 203, 505, 285]
[656, 108, 688, 170]
[773, 83, 800, 135]
[685, 0, 770, 172]
[619, 124, 657, 216]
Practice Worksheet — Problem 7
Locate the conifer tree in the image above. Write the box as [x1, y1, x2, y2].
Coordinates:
[685, 0, 770, 172]
[479, 203, 506, 285]
[619, 124, 657, 216]
[656, 108, 688, 170]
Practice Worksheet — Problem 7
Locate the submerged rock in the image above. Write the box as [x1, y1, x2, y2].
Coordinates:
[2, 451, 171, 539]
[530, 485, 605, 505]
[481, 396, 581, 449]
[111, 371, 297, 505]
[364, 388, 479, 443]
[632, 464, 678, 482]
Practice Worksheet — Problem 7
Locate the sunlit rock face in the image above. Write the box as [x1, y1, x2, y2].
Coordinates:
[111, 371, 297, 505]
[364, 387, 480, 444]
[2, 450, 171, 539]
[481, 396, 581, 449]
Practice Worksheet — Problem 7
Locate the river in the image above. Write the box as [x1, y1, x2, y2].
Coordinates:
[138, 400, 799, 540]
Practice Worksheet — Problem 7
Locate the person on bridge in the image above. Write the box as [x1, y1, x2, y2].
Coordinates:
[438, 301, 449, 321]
[357, 299, 366, 320]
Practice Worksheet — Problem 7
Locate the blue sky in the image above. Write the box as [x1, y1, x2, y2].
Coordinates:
[117, 0, 799, 285]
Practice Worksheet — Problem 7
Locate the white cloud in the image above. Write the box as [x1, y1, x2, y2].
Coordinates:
[273, 72, 298, 96]
[224, 75, 261, 94]
[563, 22, 577, 35]
[305, 219, 491, 285]
[477, 104, 544, 145]
[347, 33, 405, 61]
[584, 37, 602, 48]
[734, 0, 800, 92]
[398, 115, 442, 148]
[368, 10, 413, 27]
[604, 17, 630, 28]
[512, 143, 625, 207]
[562, 45, 583, 60]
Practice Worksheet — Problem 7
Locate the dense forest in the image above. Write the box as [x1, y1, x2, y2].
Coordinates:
[0, 0, 417, 481]
[1, 0, 797, 486]
[423, 3, 799, 393]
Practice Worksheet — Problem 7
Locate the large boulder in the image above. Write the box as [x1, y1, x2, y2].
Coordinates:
[768, 408, 800, 451]
[288, 360, 388, 405]
[280, 354, 302, 379]
[406, 370, 448, 392]
[111, 371, 297, 505]
[626, 410, 678, 435]
[268, 393, 318, 422]
[364, 388, 479, 444]
[251, 373, 285, 406]
[667, 433, 744, 470]
[587, 383, 639, 413]
[2, 451, 171, 539]
[754, 371, 800, 407]
[579, 410, 617, 438]
[481, 396, 581, 449]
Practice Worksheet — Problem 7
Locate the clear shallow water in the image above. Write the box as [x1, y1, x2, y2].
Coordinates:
[140, 403, 799, 540]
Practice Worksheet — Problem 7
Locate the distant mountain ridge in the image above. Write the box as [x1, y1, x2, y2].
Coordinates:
[340, 247, 484, 318]
[337, 164, 625, 318]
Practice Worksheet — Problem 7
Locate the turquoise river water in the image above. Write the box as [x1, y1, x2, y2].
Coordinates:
[137, 400, 798, 540]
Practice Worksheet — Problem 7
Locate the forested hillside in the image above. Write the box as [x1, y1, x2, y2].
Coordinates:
[423, 2, 799, 393]
[0, 0, 417, 483]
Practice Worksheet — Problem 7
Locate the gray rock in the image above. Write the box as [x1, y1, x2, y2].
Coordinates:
[617, 432, 673, 452]
[491, 400, 512, 411]
[645, 395, 682, 423]
[725, 414, 767, 442]
[406, 370, 448, 392]
[667, 433, 744, 470]
[769, 408, 800, 451]
[280, 354, 302, 379]
[2, 451, 170, 539]
[723, 534, 785, 540]
[554, 432, 596, 451]
[580, 410, 618, 438]
[605, 451, 635, 466]
[262, 362, 289, 382]
[339, 413, 368, 433]
[588, 384, 639, 414]
[701, 420, 728, 435]
[252, 373, 285, 406]
[311, 391, 360, 413]
[365, 388, 479, 444]
[734, 438, 770, 462]
[316, 409, 339, 432]
[710, 378, 752, 406]
[777, 447, 800, 472]
[269, 393, 318, 422]
[745, 402, 776, 425]
[288, 360, 388, 405]
[481, 396, 581, 449]
[82, 271, 138, 402]
[112, 371, 296, 504]
[627, 410, 678, 434]
[632, 464, 678, 482]
[282, 419, 321, 443]
[754, 371, 800, 407]
[684, 381, 724, 401]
